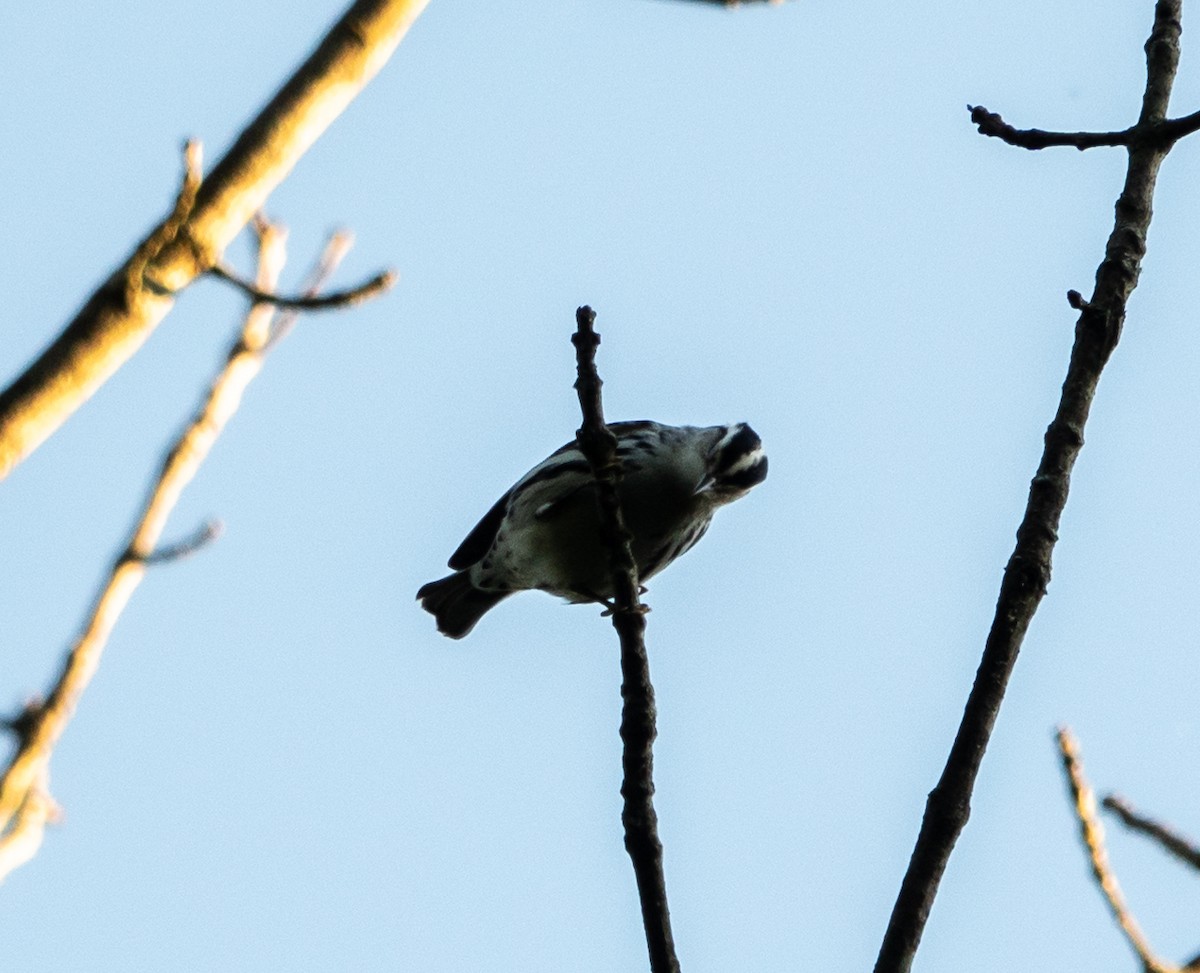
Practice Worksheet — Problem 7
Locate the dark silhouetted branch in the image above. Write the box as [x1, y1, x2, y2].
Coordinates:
[969, 103, 1200, 151]
[876, 4, 1185, 970]
[1105, 794, 1200, 872]
[571, 306, 679, 973]
[969, 106, 1136, 150]
[210, 262, 396, 311]
[1156, 106, 1200, 140]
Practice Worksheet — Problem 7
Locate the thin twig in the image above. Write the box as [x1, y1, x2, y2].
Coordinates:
[138, 519, 224, 565]
[571, 306, 680, 973]
[876, 4, 1186, 970]
[265, 230, 357, 349]
[969, 106, 1137, 151]
[209, 261, 395, 311]
[1056, 728, 1171, 973]
[1104, 794, 1200, 872]
[0, 222, 364, 880]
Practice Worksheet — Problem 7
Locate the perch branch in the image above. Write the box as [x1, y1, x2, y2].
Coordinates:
[0, 223, 362, 880]
[1104, 794, 1200, 872]
[876, 3, 1186, 970]
[1057, 729, 1170, 973]
[571, 306, 680, 973]
[0, 0, 429, 480]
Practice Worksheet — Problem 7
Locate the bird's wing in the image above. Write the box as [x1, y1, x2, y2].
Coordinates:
[446, 422, 656, 569]
[447, 489, 511, 570]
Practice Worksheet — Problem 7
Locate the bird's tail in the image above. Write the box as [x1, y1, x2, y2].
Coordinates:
[416, 573, 510, 639]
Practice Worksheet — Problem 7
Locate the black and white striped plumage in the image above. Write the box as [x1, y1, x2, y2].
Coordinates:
[417, 421, 767, 638]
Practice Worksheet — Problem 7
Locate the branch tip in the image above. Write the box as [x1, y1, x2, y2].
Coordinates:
[182, 139, 204, 184]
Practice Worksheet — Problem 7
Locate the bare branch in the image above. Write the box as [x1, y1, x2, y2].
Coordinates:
[571, 306, 679, 973]
[1156, 107, 1200, 141]
[0, 222, 363, 880]
[969, 103, 1200, 151]
[876, 4, 1185, 970]
[1056, 729, 1171, 973]
[209, 262, 396, 311]
[0, 0, 428, 480]
[1104, 794, 1200, 873]
[968, 105, 1136, 151]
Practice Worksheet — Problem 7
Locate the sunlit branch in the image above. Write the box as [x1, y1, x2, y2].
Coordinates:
[0, 222, 366, 880]
[1056, 728, 1171, 973]
[0, 0, 429, 480]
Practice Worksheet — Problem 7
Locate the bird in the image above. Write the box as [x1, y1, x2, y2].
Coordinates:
[417, 420, 767, 638]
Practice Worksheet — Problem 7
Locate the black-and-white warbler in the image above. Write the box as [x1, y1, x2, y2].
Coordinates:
[417, 421, 767, 638]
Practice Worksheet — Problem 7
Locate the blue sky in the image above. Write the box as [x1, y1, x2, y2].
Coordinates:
[4, 1, 1200, 970]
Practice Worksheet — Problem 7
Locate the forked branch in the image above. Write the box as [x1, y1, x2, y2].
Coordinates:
[0, 0, 429, 480]
[876, 3, 1189, 969]
[0, 223, 372, 881]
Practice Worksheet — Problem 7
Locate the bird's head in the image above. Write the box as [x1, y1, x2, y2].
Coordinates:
[697, 422, 768, 499]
